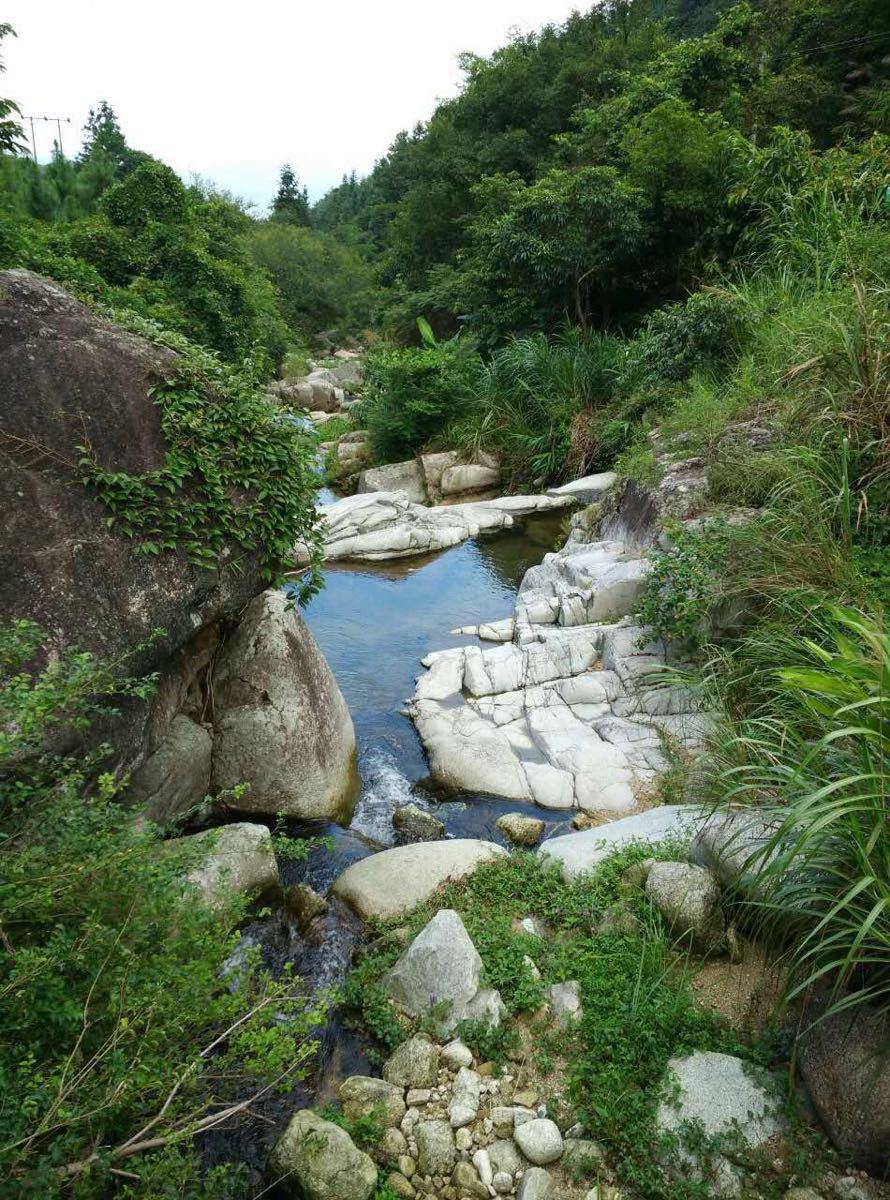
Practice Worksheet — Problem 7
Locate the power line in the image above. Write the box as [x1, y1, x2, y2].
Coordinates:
[797, 29, 890, 56]
[21, 113, 72, 161]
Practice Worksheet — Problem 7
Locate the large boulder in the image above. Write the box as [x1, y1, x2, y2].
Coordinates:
[383, 909, 482, 1034]
[267, 1109, 378, 1200]
[656, 1051, 785, 1196]
[211, 589, 359, 821]
[183, 822, 279, 908]
[331, 839, 506, 920]
[127, 714, 212, 823]
[797, 998, 890, 1171]
[0, 271, 264, 767]
[357, 460, 428, 504]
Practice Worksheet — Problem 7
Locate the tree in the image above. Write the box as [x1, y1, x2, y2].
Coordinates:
[0, 23, 25, 155]
[78, 99, 144, 175]
[455, 166, 647, 344]
[271, 163, 311, 226]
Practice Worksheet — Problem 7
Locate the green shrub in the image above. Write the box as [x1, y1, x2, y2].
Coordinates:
[360, 337, 480, 463]
[621, 289, 750, 390]
[101, 159, 190, 228]
[0, 622, 326, 1197]
[77, 310, 324, 595]
[447, 327, 622, 484]
[704, 604, 890, 1023]
[637, 520, 731, 648]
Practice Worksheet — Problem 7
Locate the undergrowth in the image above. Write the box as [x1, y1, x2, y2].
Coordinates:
[345, 850, 824, 1199]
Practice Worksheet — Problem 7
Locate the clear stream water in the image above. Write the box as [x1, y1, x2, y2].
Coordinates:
[205, 497, 575, 1182]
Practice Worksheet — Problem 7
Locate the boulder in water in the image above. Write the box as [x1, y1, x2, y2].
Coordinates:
[392, 803, 445, 843]
[183, 822, 278, 908]
[496, 812, 545, 847]
[211, 589, 359, 822]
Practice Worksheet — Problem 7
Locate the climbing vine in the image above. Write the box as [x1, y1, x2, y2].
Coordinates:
[637, 519, 731, 647]
[78, 309, 324, 600]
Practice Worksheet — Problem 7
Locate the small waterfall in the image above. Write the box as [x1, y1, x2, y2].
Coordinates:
[349, 747, 431, 846]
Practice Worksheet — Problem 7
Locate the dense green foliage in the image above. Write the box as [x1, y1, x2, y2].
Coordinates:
[77, 310, 324, 595]
[0, 622, 325, 1197]
[248, 219, 376, 338]
[701, 605, 890, 1023]
[1, 129, 292, 369]
[359, 335, 479, 461]
[316, 0, 889, 340]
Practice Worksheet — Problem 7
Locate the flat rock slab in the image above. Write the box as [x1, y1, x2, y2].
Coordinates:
[538, 806, 707, 879]
[293, 489, 576, 564]
[547, 471, 617, 501]
[331, 839, 507, 919]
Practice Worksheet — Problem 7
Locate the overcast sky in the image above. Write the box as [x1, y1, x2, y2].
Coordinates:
[4, 1, 584, 211]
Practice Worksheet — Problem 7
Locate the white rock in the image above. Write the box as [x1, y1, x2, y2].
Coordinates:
[539, 806, 708, 879]
[512, 1119, 564, 1166]
[441, 1040, 474, 1070]
[332, 840, 506, 919]
[473, 1148, 494, 1188]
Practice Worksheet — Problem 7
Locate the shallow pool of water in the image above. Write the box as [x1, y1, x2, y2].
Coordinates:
[286, 511, 576, 852]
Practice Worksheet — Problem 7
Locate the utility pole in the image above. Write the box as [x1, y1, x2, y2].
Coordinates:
[22, 114, 72, 160]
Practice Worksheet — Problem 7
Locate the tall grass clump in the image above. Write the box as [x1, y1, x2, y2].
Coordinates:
[447, 326, 622, 484]
[703, 605, 889, 1023]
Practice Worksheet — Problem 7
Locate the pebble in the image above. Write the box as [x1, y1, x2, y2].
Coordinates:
[408, 1089, 433, 1106]
[478, 1061, 494, 1077]
[455, 1127, 473, 1152]
[493, 1172, 513, 1194]
[473, 1149, 494, 1188]
[513, 1089, 538, 1109]
[399, 1155, 417, 1178]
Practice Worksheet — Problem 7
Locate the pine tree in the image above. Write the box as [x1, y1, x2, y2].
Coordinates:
[78, 100, 142, 175]
[271, 163, 311, 225]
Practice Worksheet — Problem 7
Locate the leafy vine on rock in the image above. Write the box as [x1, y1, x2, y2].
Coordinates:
[77, 309, 324, 599]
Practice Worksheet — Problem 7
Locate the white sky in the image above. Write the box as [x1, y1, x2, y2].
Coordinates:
[4, 1, 585, 211]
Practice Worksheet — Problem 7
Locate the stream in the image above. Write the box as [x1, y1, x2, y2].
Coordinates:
[204, 494, 574, 1183]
